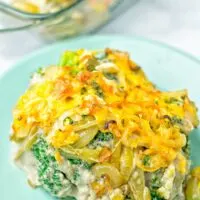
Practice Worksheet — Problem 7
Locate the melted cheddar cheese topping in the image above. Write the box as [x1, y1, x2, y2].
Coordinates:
[11, 49, 199, 174]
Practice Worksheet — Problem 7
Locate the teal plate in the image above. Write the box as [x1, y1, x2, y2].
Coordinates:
[0, 35, 199, 200]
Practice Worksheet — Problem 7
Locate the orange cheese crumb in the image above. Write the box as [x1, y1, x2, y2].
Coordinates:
[99, 147, 112, 163]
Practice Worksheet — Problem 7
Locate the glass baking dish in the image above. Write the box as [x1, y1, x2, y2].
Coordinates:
[0, 0, 137, 40]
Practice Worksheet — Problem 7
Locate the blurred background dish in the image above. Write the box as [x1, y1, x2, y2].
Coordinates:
[1, 0, 200, 80]
[10, 0, 77, 14]
[0, 0, 136, 39]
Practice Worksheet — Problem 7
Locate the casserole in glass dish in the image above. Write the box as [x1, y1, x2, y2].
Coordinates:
[0, 0, 136, 40]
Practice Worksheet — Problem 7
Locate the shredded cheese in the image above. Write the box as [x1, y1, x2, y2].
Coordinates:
[11, 48, 199, 174]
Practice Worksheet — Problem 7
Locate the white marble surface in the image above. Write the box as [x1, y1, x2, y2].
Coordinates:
[1, 0, 200, 75]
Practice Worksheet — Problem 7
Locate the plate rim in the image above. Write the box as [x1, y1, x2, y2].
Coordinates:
[0, 34, 200, 84]
[0, 34, 200, 199]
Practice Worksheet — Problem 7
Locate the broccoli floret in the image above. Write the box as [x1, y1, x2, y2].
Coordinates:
[151, 171, 162, 189]
[32, 137, 72, 197]
[165, 97, 183, 106]
[182, 136, 190, 158]
[150, 190, 165, 200]
[91, 81, 104, 98]
[59, 51, 79, 67]
[149, 169, 166, 200]
[103, 72, 118, 81]
[73, 169, 80, 182]
[64, 117, 74, 125]
[143, 155, 151, 166]
[86, 57, 99, 71]
[93, 130, 113, 142]
[163, 115, 183, 126]
[36, 67, 45, 76]
[171, 116, 183, 125]
[89, 130, 113, 148]
[68, 158, 92, 170]
[59, 51, 80, 76]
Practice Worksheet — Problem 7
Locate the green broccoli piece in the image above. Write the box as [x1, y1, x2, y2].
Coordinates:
[93, 130, 113, 142]
[59, 51, 79, 67]
[103, 72, 118, 81]
[143, 155, 151, 166]
[165, 97, 183, 106]
[32, 137, 72, 197]
[171, 116, 183, 125]
[64, 117, 74, 125]
[89, 130, 113, 148]
[73, 169, 80, 182]
[150, 170, 163, 189]
[182, 136, 190, 158]
[150, 190, 165, 200]
[59, 51, 80, 76]
[36, 67, 45, 76]
[91, 81, 104, 98]
[68, 158, 92, 170]
[149, 169, 165, 200]
[86, 57, 99, 71]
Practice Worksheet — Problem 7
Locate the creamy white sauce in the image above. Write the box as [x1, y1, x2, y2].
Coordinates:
[96, 63, 119, 72]
[14, 149, 116, 200]
[57, 181, 74, 198]
[109, 188, 122, 199]
[12, 139, 112, 200]
[75, 167, 95, 199]
[16, 151, 40, 186]
[158, 163, 176, 199]
[58, 160, 74, 180]
[58, 160, 96, 200]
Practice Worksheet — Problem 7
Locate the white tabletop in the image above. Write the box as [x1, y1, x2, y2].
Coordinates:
[1, 0, 200, 76]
